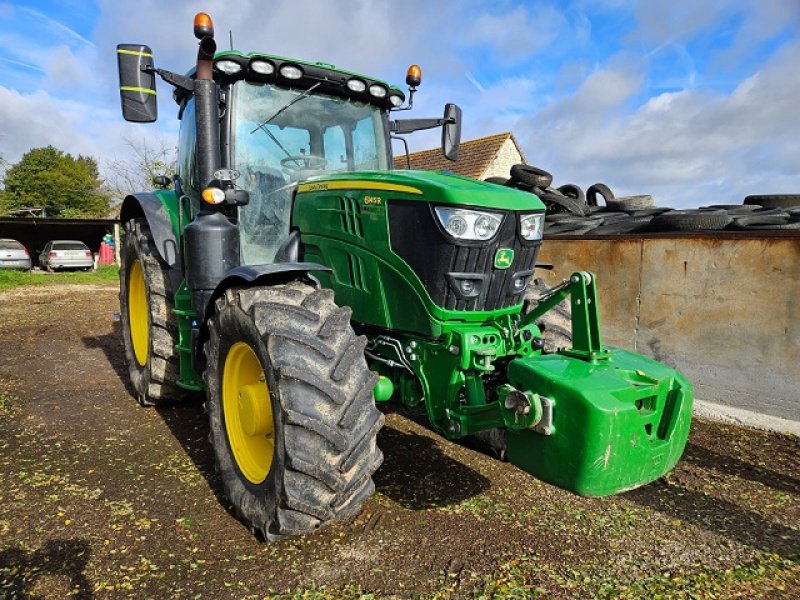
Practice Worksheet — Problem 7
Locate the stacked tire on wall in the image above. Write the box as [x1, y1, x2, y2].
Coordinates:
[484, 167, 800, 236]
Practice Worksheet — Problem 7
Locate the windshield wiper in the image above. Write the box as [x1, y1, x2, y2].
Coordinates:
[250, 82, 322, 135]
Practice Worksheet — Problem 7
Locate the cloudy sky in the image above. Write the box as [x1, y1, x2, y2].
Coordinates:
[0, 0, 798, 207]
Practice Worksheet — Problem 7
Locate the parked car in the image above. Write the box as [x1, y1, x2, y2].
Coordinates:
[0, 238, 33, 270]
[38, 240, 94, 271]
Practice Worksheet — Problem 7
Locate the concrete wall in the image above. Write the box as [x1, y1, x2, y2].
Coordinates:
[538, 233, 800, 422]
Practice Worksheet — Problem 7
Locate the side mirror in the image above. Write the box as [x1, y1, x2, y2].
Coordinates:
[442, 103, 462, 161]
[152, 175, 172, 188]
[117, 44, 157, 123]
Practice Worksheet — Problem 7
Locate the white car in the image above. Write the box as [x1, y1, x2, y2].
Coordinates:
[0, 238, 32, 270]
[38, 240, 94, 271]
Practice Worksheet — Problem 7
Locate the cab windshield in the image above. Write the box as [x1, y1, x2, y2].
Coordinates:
[234, 80, 389, 264]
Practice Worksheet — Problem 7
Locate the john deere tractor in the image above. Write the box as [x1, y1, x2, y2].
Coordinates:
[116, 13, 693, 540]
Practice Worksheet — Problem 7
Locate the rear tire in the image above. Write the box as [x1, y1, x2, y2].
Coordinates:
[119, 218, 183, 406]
[204, 282, 384, 540]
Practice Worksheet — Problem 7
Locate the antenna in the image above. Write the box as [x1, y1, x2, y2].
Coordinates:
[229, 30, 234, 51]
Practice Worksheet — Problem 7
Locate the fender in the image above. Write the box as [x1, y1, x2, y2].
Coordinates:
[194, 262, 332, 367]
[119, 192, 181, 269]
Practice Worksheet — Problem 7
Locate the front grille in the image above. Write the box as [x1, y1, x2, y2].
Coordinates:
[388, 200, 541, 311]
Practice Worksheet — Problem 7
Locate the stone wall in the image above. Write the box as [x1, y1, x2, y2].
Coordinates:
[480, 138, 522, 179]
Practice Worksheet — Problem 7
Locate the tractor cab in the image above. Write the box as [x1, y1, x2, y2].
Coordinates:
[217, 70, 393, 263]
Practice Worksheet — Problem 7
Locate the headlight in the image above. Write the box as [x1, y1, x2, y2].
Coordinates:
[280, 64, 303, 79]
[520, 213, 545, 241]
[250, 59, 275, 75]
[347, 78, 367, 92]
[215, 59, 242, 75]
[389, 94, 404, 107]
[369, 84, 387, 98]
[434, 207, 503, 241]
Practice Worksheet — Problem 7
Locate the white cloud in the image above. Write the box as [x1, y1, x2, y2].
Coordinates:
[45, 45, 92, 89]
[466, 5, 568, 64]
[515, 38, 800, 206]
[0, 87, 94, 160]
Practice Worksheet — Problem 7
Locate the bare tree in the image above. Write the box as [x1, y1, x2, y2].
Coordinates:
[104, 134, 178, 201]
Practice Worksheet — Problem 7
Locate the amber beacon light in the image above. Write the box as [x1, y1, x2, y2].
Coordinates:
[194, 12, 214, 39]
[406, 64, 422, 88]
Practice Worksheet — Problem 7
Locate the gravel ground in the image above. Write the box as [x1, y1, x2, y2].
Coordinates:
[0, 283, 797, 599]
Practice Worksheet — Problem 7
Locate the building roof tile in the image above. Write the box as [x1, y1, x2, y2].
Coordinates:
[392, 131, 524, 179]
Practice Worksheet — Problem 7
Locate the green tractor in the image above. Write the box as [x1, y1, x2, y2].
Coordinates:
[116, 13, 693, 540]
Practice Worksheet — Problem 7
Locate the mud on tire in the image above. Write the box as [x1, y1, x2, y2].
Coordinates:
[204, 281, 384, 540]
[119, 218, 183, 405]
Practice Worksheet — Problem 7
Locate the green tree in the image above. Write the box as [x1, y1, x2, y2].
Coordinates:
[3, 146, 111, 218]
[105, 135, 177, 200]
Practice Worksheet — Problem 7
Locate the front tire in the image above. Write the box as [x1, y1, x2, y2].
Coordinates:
[204, 282, 384, 540]
[119, 218, 182, 406]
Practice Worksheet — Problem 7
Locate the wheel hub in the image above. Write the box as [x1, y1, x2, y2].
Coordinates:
[238, 382, 271, 436]
[222, 342, 275, 484]
[128, 259, 149, 367]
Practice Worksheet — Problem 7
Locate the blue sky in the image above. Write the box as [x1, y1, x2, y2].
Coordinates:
[0, 0, 798, 207]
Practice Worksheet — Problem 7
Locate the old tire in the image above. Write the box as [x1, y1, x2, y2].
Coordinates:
[743, 195, 800, 210]
[539, 190, 589, 216]
[647, 210, 732, 231]
[728, 212, 790, 228]
[119, 218, 183, 406]
[586, 183, 615, 207]
[606, 195, 654, 211]
[204, 282, 384, 540]
[557, 184, 586, 204]
[591, 216, 654, 234]
[510, 164, 553, 189]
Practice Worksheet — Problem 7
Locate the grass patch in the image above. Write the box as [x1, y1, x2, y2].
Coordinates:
[0, 392, 12, 413]
[0, 265, 119, 291]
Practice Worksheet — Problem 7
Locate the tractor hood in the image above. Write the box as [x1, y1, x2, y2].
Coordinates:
[297, 169, 546, 212]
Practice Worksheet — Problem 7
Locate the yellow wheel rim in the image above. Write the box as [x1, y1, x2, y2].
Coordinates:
[222, 342, 275, 484]
[128, 259, 149, 367]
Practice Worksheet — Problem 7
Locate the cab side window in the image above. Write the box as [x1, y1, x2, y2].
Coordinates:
[178, 97, 198, 191]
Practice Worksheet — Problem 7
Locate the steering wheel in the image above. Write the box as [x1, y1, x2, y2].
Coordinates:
[280, 155, 328, 172]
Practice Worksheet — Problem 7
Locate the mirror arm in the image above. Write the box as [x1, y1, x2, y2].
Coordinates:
[390, 117, 450, 135]
[145, 67, 195, 93]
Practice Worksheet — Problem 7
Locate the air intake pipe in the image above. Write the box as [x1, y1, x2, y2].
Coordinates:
[185, 15, 240, 318]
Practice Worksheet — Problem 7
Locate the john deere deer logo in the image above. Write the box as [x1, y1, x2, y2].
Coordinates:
[494, 248, 514, 269]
